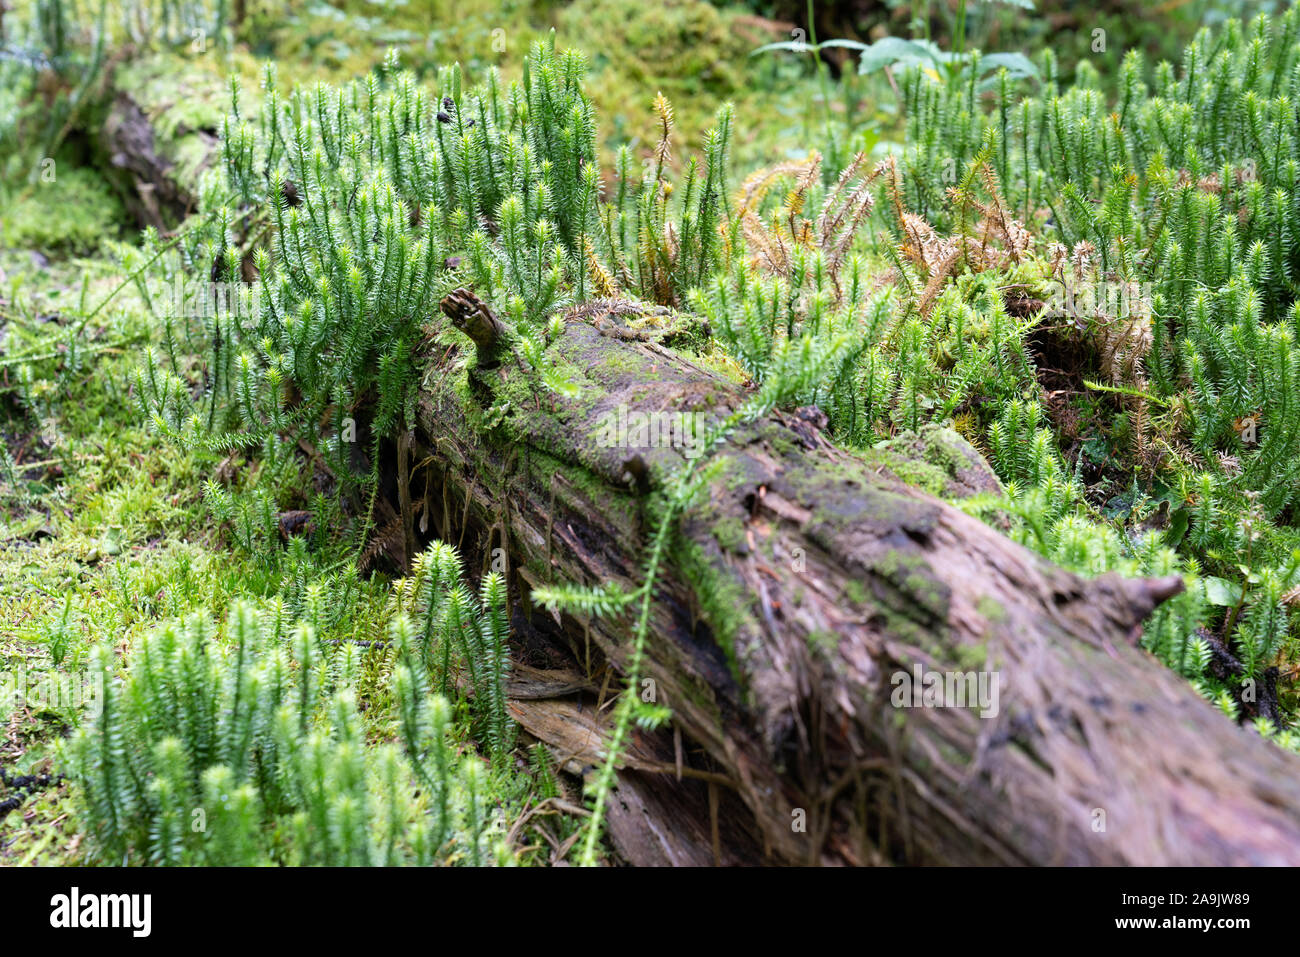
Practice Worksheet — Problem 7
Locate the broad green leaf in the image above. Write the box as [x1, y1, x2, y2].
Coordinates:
[978, 52, 1040, 78]
[857, 36, 942, 75]
[818, 39, 871, 51]
[1202, 576, 1243, 607]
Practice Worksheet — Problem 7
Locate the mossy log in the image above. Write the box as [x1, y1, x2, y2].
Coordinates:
[399, 289, 1300, 866]
[95, 54, 223, 228]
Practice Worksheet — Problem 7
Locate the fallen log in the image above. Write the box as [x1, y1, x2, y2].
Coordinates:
[397, 289, 1300, 866]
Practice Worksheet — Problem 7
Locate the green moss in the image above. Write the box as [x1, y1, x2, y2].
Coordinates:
[976, 595, 1006, 624]
[851, 547, 951, 652]
[953, 641, 988, 671]
[0, 166, 126, 255]
[878, 457, 950, 497]
[530, 449, 641, 533]
[710, 515, 746, 553]
[112, 54, 228, 128]
[843, 579, 869, 606]
[766, 430, 800, 459]
[672, 536, 750, 687]
[558, 0, 752, 152]
[807, 628, 839, 654]
[868, 426, 1003, 501]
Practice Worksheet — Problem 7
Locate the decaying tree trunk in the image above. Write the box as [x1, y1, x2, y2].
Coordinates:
[396, 290, 1300, 866]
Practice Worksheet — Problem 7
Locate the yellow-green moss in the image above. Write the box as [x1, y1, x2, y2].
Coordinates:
[710, 515, 746, 552]
[0, 167, 126, 255]
[843, 578, 869, 606]
[672, 536, 749, 687]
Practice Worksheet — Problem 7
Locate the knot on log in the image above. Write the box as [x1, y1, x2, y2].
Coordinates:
[440, 288, 507, 365]
[1120, 573, 1186, 624]
[1086, 572, 1187, 639]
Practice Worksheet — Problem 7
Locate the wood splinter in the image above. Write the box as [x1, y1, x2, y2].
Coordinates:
[440, 288, 508, 366]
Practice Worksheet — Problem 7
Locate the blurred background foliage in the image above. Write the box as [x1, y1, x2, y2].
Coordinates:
[3, 0, 1282, 245]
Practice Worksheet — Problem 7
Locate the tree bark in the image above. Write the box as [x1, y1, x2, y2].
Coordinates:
[397, 290, 1300, 866]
